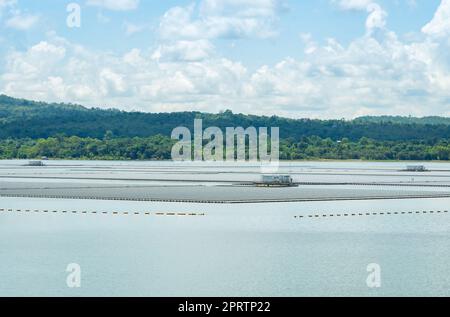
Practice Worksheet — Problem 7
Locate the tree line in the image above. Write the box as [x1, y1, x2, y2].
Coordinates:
[1, 94, 450, 161]
[1, 135, 449, 161]
[2, 94, 450, 142]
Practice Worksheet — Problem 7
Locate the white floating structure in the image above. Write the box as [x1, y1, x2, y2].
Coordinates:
[406, 165, 427, 172]
[27, 161, 45, 167]
[258, 175, 294, 187]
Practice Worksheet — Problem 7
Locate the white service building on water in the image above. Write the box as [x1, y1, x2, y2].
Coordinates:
[261, 175, 294, 186]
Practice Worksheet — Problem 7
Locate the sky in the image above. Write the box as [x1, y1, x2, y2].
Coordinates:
[0, 0, 449, 118]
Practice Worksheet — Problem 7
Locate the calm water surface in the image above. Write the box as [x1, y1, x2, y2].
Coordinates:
[0, 161, 449, 296]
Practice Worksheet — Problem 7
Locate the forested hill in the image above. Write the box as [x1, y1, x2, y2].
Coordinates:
[354, 116, 450, 125]
[1, 94, 450, 142]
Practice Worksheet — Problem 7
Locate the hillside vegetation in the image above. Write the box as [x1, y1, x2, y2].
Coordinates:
[1, 94, 450, 160]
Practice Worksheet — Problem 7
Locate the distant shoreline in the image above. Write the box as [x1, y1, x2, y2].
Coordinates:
[2, 158, 450, 164]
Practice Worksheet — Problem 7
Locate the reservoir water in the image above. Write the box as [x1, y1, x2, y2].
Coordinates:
[0, 160, 449, 296]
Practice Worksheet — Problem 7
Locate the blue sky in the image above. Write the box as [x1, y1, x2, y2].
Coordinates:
[0, 0, 449, 118]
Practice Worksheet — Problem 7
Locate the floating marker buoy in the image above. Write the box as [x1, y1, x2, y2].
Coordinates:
[295, 208, 450, 221]
[0, 208, 206, 218]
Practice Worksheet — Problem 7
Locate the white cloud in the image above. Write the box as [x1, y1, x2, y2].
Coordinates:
[5, 12, 39, 30]
[154, 1, 284, 63]
[86, 0, 139, 11]
[199, 0, 285, 18]
[123, 22, 144, 36]
[2, 1, 450, 118]
[3, 41, 66, 81]
[332, 0, 387, 33]
[422, 0, 450, 37]
[0, 35, 247, 112]
[365, 3, 387, 32]
[152, 40, 215, 62]
[244, 33, 449, 118]
[333, 0, 373, 11]
[4, 26, 450, 119]
[29, 41, 66, 56]
[159, 1, 283, 41]
[99, 69, 127, 96]
[300, 33, 318, 54]
[0, 0, 16, 9]
[97, 12, 110, 24]
[1, 1, 40, 31]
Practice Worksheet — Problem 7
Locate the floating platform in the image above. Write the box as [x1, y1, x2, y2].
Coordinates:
[253, 182, 299, 188]
[0, 180, 450, 203]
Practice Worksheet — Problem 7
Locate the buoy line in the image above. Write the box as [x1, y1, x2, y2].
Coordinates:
[236, 182, 450, 188]
[294, 210, 449, 219]
[2, 193, 450, 204]
[0, 208, 206, 217]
